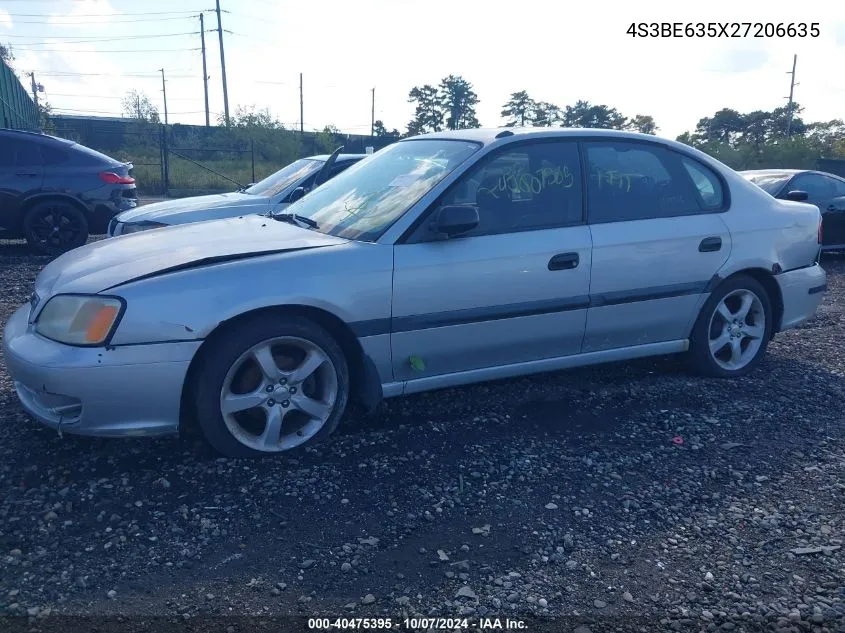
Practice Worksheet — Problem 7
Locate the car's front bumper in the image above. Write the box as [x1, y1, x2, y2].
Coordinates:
[776, 263, 827, 331]
[2, 304, 201, 437]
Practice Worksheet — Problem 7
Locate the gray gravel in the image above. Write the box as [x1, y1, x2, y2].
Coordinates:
[1, 244, 844, 631]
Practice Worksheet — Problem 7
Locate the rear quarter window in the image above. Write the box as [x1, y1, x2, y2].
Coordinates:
[680, 157, 724, 210]
[39, 144, 70, 165]
[67, 143, 120, 166]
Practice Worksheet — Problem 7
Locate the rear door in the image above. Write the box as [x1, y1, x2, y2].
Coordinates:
[0, 139, 44, 233]
[582, 140, 731, 352]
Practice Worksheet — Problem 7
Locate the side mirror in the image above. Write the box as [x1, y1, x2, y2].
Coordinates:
[288, 187, 307, 203]
[784, 190, 809, 202]
[431, 204, 479, 238]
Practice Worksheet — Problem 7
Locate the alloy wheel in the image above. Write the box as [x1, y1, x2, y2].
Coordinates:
[707, 289, 766, 372]
[28, 206, 85, 252]
[219, 336, 338, 452]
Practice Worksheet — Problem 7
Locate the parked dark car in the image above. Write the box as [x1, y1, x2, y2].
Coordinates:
[0, 129, 137, 254]
[740, 169, 845, 251]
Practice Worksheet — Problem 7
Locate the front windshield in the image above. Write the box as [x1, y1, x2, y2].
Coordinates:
[245, 158, 323, 197]
[744, 173, 791, 196]
[280, 139, 481, 241]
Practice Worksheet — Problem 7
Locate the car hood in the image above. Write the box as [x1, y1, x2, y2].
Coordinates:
[34, 215, 347, 296]
[114, 192, 270, 224]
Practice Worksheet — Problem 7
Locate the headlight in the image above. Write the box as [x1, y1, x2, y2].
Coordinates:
[120, 221, 167, 235]
[35, 295, 124, 346]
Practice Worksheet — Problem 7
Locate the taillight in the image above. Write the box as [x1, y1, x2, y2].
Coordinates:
[99, 171, 135, 185]
[818, 218, 823, 244]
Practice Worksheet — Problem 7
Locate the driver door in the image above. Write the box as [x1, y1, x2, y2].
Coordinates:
[391, 140, 592, 385]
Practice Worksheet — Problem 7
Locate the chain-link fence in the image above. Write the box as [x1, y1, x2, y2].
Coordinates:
[50, 116, 400, 197]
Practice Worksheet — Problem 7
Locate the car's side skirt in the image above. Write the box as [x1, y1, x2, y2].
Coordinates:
[382, 339, 689, 397]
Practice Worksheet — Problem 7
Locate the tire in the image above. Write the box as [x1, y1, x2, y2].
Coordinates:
[193, 314, 350, 458]
[23, 200, 89, 256]
[686, 275, 773, 378]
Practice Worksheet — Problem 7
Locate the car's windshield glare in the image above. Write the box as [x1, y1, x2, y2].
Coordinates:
[279, 140, 481, 241]
[245, 159, 323, 197]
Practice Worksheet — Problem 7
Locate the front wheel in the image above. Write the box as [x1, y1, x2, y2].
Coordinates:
[193, 315, 349, 458]
[687, 275, 773, 378]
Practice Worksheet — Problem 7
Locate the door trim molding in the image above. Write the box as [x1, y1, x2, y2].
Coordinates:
[350, 281, 710, 337]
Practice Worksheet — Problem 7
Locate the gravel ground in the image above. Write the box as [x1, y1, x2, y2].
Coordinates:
[1, 246, 844, 632]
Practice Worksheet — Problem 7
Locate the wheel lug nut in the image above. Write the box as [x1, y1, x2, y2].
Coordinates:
[289, 386, 297, 394]
[281, 400, 290, 408]
[279, 378, 287, 385]
[265, 385, 274, 392]
[267, 399, 275, 406]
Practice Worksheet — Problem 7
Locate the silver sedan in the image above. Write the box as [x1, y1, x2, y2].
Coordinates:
[3, 128, 827, 457]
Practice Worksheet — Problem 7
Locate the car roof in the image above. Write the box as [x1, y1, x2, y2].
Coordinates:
[0, 128, 74, 145]
[739, 169, 804, 177]
[739, 168, 845, 181]
[307, 153, 367, 161]
[406, 126, 679, 147]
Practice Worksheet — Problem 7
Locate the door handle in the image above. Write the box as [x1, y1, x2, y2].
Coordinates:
[15, 172, 37, 178]
[699, 237, 722, 252]
[548, 252, 579, 271]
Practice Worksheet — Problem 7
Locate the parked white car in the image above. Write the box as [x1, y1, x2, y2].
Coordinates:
[107, 151, 365, 236]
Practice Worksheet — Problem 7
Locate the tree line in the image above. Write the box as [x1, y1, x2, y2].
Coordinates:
[5, 40, 843, 173]
[109, 82, 845, 172]
[677, 105, 845, 170]
[402, 75, 657, 136]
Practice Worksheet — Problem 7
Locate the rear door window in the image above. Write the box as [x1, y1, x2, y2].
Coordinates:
[0, 139, 16, 166]
[789, 174, 837, 200]
[15, 142, 42, 167]
[40, 144, 70, 165]
[585, 141, 706, 223]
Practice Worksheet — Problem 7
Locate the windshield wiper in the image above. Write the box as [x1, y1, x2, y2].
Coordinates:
[271, 212, 319, 229]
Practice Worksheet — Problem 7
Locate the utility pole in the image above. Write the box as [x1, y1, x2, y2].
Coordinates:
[215, 0, 230, 126]
[299, 73, 304, 134]
[371, 87, 375, 136]
[29, 72, 39, 109]
[785, 54, 798, 137]
[160, 68, 168, 125]
[199, 13, 210, 127]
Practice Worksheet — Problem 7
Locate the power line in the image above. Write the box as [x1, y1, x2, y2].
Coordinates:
[6, 10, 202, 17]
[227, 31, 278, 44]
[46, 93, 202, 101]
[29, 70, 196, 78]
[10, 15, 199, 24]
[22, 48, 201, 53]
[3, 32, 200, 43]
[52, 107, 208, 115]
[220, 11, 284, 26]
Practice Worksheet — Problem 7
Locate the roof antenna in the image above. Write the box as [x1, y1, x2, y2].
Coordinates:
[495, 130, 514, 139]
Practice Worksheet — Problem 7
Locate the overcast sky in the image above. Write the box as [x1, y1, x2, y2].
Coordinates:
[2, 0, 845, 139]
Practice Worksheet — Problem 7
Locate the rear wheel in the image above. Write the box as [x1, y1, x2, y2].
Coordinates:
[193, 314, 349, 458]
[687, 275, 772, 378]
[23, 200, 89, 255]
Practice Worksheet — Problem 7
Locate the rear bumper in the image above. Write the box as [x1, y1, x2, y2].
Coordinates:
[3, 304, 200, 437]
[89, 187, 137, 234]
[776, 264, 826, 331]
